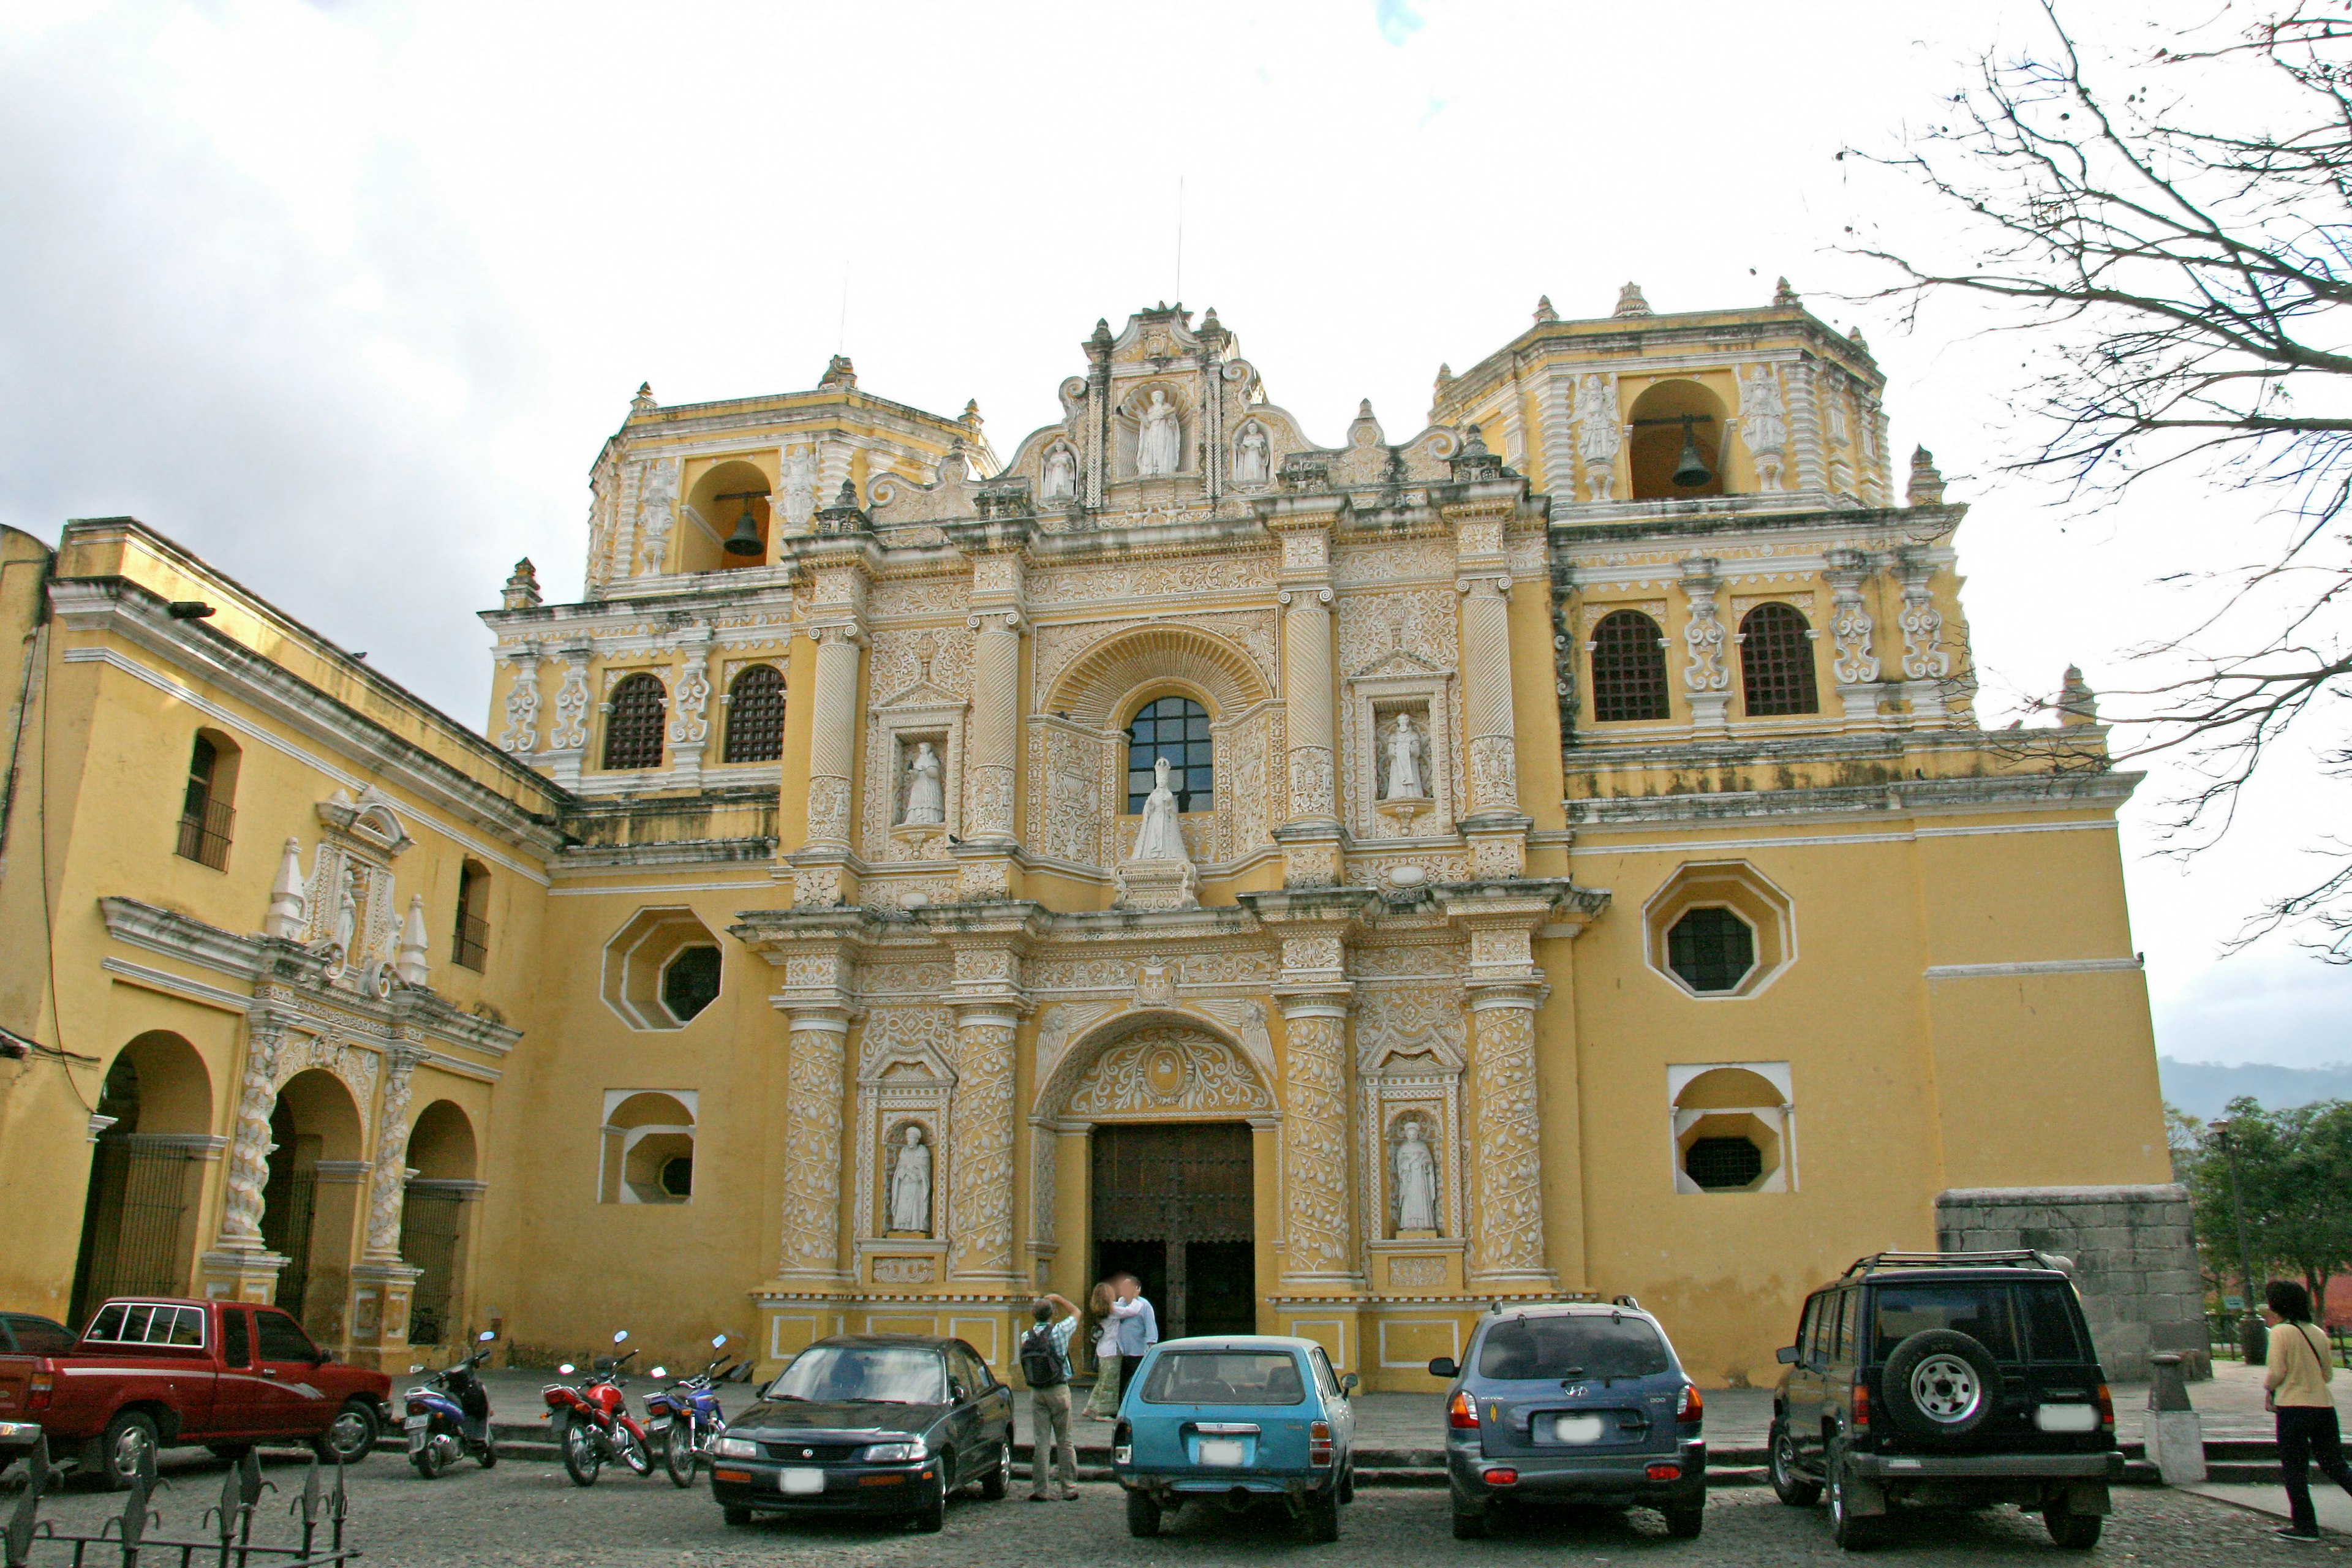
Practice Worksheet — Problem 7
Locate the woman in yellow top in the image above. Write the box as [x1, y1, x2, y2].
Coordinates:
[2264, 1279, 2352, 1543]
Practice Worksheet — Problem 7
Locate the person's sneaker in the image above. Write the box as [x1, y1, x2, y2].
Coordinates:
[1059, 1489, 1081, 1501]
[2275, 1526, 2322, 1542]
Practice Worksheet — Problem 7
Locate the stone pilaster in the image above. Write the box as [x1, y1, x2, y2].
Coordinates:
[541, 643, 592, 790]
[1787, 358, 1826, 497]
[947, 1004, 1020, 1286]
[780, 1006, 853, 1284]
[1894, 546, 1951, 723]
[1276, 990, 1355, 1287]
[217, 1013, 287, 1250]
[783, 520, 878, 908]
[1678, 556, 1731, 734]
[1464, 987, 1550, 1287]
[496, 641, 541, 757]
[1264, 494, 1346, 888]
[1823, 548, 1883, 724]
[667, 628, 717, 790]
[946, 516, 1035, 901]
[362, 1047, 421, 1262]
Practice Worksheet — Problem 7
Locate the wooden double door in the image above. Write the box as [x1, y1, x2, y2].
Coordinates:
[1090, 1122, 1256, 1340]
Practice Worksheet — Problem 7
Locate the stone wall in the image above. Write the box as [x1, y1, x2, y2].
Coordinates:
[1936, 1184, 2209, 1382]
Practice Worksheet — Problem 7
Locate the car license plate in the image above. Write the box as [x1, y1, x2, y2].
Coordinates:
[1197, 1439, 1248, 1466]
[778, 1468, 826, 1495]
[2035, 1404, 2100, 1433]
[403, 1415, 429, 1431]
[1547, 1414, 1607, 1445]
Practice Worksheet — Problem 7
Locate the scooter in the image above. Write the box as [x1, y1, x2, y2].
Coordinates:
[643, 1335, 742, 1488]
[404, 1330, 500, 1479]
[541, 1329, 654, 1487]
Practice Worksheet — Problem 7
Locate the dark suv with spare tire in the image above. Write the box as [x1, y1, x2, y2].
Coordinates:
[1767, 1251, 2121, 1551]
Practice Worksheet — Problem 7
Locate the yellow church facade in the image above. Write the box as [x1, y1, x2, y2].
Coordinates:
[0, 287, 2203, 1390]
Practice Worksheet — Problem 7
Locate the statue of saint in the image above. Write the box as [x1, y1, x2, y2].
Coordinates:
[1574, 374, 1622, 500]
[1042, 444, 1076, 500]
[1394, 1120, 1438, 1232]
[331, 869, 360, 956]
[888, 1126, 931, 1234]
[1128, 756, 1190, 862]
[779, 445, 818, 530]
[1136, 389, 1181, 477]
[1232, 424, 1270, 484]
[1383, 714, 1427, 799]
[1741, 367, 1788, 454]
[901, 741, 945, 824]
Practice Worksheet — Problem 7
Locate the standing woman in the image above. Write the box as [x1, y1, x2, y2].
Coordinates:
[1083, 1282, 1137, 1420]
[2264, 1278, 2352, 1542]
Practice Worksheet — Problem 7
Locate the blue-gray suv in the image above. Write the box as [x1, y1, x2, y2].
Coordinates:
[1429, 1301, 1705, 1539]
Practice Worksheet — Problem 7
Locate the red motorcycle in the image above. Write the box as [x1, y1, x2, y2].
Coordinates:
[542, 1329, 654, 1487]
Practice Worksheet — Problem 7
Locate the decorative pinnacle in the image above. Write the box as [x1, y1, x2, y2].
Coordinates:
[1534, 295, 1558, 323]
[1773, 276, 1801, 308]
[1613, 282, 1653, 318]
[630, 382, 656, 413]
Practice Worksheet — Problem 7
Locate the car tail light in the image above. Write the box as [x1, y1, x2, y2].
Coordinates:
[1646, 1462, 1681, 1482]
[2097, 1384, 2114, 1431]
[1851, 1384, 1871, 1432]
[1447, 1390, 1479, 1430]
[1482, 1466, 1518, 1486]
[1309, 1420, 1333, 1467]
[1112, 1420, 1132, 1465]
[1676, 1383, 1703, 1424]
[28, 1372, 53, 1412]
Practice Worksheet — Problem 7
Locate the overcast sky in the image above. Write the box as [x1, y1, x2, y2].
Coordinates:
[4, 0, 2346, 1073]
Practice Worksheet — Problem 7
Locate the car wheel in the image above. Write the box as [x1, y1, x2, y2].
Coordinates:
[1880, 1330, 2001, 1445]
[979, 1439, 1011, 1500]
[1825, 1441, 1885, 1551]
[1300, 1487, 1340, 1543]
[1770, 1420, 1822, 1507]
[2043, 1504, 2101, 1549]
[560, 1417, 601, 1487]
[1126, 1487, 1162, 1538]
[97, 1411, 159, 1491]
[312, 1399, 379, 1468]
[1664, 1502, 1704, 1539]
[912, 1464, 948, 1533]
[722, 1504, 753, 1527]
[1337, 1463, 1354, 1505]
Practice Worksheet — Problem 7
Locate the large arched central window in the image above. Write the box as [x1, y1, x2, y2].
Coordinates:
[1589, 609, 1670, 723]
[1126, 696, 1213, 813]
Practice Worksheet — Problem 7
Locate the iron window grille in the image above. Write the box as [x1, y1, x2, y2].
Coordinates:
[175, 735, 233, 870]
[450, 864, 489, 971]
[722, 663, 786, 763]
[1684, 1136, 1765, 1191]
[1667, 906, 1755, 992]
[1589, 609, 1671, 722]
[603, 673, 668, 770]
[1126, 696, 1214, 813]
[1738, 601, 1820, 716]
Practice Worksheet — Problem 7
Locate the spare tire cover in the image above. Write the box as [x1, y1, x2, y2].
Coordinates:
[1881, 1329, 2001, 1444]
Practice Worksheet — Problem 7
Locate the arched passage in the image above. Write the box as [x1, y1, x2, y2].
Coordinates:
[1627, 379, 1729, 500]
[679, 459, 773, 574]
[70, 1032, 214, 1328]
[260, 1068, 364, 1340]
[401, 1100, 479, 1346]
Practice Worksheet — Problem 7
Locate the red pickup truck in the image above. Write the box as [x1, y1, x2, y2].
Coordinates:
[0, 1297, 389, 1487]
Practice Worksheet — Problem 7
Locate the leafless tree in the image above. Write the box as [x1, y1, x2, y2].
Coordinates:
[1847, 2, 2352, 956]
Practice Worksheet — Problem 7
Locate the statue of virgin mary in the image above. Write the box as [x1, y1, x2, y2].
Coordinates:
[1136, 390, 1182, 477]
[1128, 756, 1190, 862]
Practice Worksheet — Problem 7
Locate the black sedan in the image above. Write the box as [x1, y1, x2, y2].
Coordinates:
[710, 1334, 1016, 1532]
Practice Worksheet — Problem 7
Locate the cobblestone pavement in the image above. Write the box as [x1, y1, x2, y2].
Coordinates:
[12, 1452, 2337, 1567]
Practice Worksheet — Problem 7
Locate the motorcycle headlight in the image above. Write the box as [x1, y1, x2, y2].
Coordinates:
[861, 1439, 927, 1463]
[712, 1436, 759, 1460]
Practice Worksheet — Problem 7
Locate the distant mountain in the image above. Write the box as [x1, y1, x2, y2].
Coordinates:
[2159, 1056, 2352, 1121]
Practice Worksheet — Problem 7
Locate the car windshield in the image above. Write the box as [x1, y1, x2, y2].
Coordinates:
[1477, 1314, 1670, 1381]
[1140, 1351, 1307, 1406]
[769, 1346, 946, 1406]
[1869, 1284, 2019, 1362]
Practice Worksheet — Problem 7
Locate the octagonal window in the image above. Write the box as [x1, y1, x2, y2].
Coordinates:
[1683, 1135, 1764, 1191]
[1667, 907, 1755, 993]
[661, 946, 723, 1024]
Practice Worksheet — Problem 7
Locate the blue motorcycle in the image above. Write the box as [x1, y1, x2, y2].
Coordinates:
[404, 1330, 500, 1479]
[643, 1335, 742, 1488]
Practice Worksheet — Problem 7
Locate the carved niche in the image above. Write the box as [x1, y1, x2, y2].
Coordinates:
[1355, 985, 1466, 1243]
[852, 1006, 957, 1247]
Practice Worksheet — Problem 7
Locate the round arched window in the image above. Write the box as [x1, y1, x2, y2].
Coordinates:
[1126, 696, 1213, 813]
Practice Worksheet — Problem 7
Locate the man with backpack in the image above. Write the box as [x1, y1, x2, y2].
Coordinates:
[1019, 1292, 1082, 1501]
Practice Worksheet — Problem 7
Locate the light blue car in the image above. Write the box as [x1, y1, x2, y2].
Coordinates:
[1111, 1335, 1359, 1542]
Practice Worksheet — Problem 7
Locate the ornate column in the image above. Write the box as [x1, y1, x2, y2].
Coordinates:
[1276, 988, 1355, 1287]
[349, 1046, 425, 1370]
[1264, 494, 1347, 888]
[946, 517, 1035, 900]
[199, 1011, 290, 1303]
[1894, 546, 1953, 723]
[1823, 547, 1883, 724]
[785, 511, 876, 908]
[1445, 433, 1535, 880]
[541, 642, 592, 790]
[668, 628, 717, 790]
[1679, 556, 1732, 734]
[944, 924, 1030, 1292]
[779, 1006, 853, 1283]
[496, 641, 541, 758]
[1787, 359, 1827, 496]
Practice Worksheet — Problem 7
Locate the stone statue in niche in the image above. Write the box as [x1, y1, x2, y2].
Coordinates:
[1129, 756, 1190, 862]
[780, 445, 818, 530]
[331, 867, 361, 957]
[1393, 1119, 1439, 1234]
[1233, 424, 1270, 484]
[1042, 444, 1076, 500]
[888, 1125, 932, 1234]
[1383, 713, 1428, 799]
[1136, 389, 1181, 477]
[1741, 367, 1789, 491]
[1575, 374, 1623, 501]
[900, 741, 946, 825]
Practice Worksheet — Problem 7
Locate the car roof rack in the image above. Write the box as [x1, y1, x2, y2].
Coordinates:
[1839, 1250, 2070, 1280]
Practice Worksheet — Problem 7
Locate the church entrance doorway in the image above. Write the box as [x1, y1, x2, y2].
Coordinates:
[1090, 1122, 1255, 1340]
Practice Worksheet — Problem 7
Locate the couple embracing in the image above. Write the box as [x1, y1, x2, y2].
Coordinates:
[1084, 1273, 1158, 1417]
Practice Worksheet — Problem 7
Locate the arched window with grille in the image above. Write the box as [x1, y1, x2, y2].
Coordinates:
[1588, 610, 1670, 723]
[603, 673, 668, 770]
[722, 664, 786, 763]
[175, 729, 238, 869]
[450, 860, 489, 971]
[1126, 695, 1213, 813]
[1738, 603, 1820, 716]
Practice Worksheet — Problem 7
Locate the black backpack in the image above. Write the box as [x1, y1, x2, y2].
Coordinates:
[1018, 1322, 1067, 1388]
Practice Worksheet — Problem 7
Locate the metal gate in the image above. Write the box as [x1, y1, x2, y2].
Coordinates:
[1091, 1123, 1255, 1338]
[399, 1189, 464, 1346]
[260, 1167, 319, 1319]
[70, 1142, 197, 1327]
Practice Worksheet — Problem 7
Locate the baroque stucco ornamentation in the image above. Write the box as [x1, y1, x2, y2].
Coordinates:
[218, 1017, 288, 1246]
[363, 1047, 421, 1259]
[498, 650, 541, 755]
[1469, 1002, 1547, 1281]
[1898, 554, 1950, 680]
[1825, 549, 1880, 685]
[548, 655, 592, 752]
[949, 1016, 1018, 1280]
[782, 1020, 848, 1276]
[1280, 1007, 1354, 1279]
[1064, 1027, 1273, 1118]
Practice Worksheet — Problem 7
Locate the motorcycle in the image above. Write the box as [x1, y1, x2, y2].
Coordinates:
[404, 1329, 500, 1479]
[541, 1330, 654, 1487]
[642, 1335, 742, 1488]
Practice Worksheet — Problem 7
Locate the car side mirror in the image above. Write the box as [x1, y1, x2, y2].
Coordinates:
[409, 1364, 424, 1373]
[478, 1330, 498, 1343]
[1340, 1372, 1359, 1393]
[1777, 1344, 1800, 1365]
[1427, 1357, 1459, 1379]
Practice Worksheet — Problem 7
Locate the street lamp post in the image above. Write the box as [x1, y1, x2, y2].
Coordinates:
[2210, 1120, 2268, 1366]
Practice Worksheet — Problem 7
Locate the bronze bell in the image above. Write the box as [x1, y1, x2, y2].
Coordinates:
[723, 500, 764, 556]
[1672, 418, 1714, 489]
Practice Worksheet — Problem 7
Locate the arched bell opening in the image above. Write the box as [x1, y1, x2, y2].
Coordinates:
[260, 1068, 365, 1344]
[70, 1031, 214, 1329]
[680, 459, 773, 573]
[1627, 380, 1729, 500]
[401, 1100, 480, 1346]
